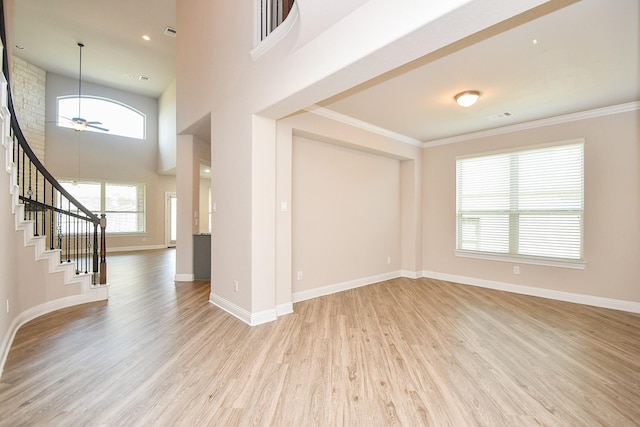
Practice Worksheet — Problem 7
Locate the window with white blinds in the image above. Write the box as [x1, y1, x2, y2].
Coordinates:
[456, 141, 584, 262]
[60, 180, 146, 234]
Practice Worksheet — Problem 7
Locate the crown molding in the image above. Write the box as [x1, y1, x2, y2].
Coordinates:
[305, 102, 640, 150]
[304, 105, 424, 147]
[423, 101, 640, 148]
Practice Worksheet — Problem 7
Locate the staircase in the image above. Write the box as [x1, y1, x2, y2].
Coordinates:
[0, 4, 108, 376]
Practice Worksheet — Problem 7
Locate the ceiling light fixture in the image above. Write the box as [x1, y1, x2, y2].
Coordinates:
[72, 120, 88, 131]
[454, 90, 481, 107]
[142, 35, 151, 41]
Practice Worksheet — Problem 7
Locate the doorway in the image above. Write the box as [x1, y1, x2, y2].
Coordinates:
[165, 192, 177, 247]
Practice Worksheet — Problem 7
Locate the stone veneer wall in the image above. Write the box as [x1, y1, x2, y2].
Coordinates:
[10, 56, 46, 163]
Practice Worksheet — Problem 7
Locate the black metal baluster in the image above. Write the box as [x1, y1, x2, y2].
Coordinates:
[84, 220, 89, 274]
[66, 198, 71, 263]
[57, 210, 63, 264]
[41, 178, 47, 237]
[28, 161, 33, 221]
[93, 222, 99, 284]
[16, 136, 21, 194]
[33, 168, 39, 235]
[74, 215, 79, 274]
[21, 149, 25, 216]
[76, 213, 81, 274]
[11, 131, 16, 165]
[99, 215, 107, 285]
[50, 185, 55, 249]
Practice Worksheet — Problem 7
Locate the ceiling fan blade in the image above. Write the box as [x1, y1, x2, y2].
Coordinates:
[87, 124, 109, 132]
[86, 121, 103, 125]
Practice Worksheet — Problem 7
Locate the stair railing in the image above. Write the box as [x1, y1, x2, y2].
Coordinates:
[260, 0, 295, 41]
[1, 4, 107, 285]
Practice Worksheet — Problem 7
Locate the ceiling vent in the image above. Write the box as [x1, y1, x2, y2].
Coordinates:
[487, 112, 513, 120]
[164, 27, 177, 37]
[139, 75, 150, 82]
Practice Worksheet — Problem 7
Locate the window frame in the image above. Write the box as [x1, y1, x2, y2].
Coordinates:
[56, 95, 147, 140]
[454, 139, 586, 269]
[59, 179, 147, 235]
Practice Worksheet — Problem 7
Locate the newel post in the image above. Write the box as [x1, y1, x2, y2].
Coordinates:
[99, 214, 107, 285]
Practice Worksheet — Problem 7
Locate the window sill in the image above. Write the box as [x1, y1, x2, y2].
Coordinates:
[454, 250, 586, 270]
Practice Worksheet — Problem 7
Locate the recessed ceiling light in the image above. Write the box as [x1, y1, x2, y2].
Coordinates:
[454, 90, 481, 107]
[532, 39, 538, 44]
[142, 35, 151, 41]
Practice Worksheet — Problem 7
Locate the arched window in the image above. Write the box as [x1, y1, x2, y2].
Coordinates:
[57, 96, 146, 140]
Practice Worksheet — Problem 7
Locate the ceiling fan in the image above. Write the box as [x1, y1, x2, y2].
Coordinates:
[62, 43, 109, 132]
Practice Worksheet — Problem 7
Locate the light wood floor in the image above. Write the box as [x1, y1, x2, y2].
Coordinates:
[1, 249, 639, 426]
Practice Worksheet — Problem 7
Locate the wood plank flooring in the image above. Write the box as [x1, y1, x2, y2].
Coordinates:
[1, 249, 639, 426]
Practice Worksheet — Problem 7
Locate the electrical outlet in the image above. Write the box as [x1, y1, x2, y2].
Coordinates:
[6, 299, 9, 314]
[513, 266, 520, 275]
[387, 256, 391, 264]
[233, 280, 239, 292]
[297, 271, 303, 281]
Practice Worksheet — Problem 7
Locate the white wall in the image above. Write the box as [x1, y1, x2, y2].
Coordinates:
[158, 79, 176, 174]
[292, 137, 400, 293]
[422, 108, 640, 304]
[276, 111, 422, 310]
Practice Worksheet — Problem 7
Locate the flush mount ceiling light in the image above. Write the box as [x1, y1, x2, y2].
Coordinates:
[454, 90, 481, 107]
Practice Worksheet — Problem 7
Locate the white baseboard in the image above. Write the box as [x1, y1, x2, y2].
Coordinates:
[209, 293, 277, 326]
[0, 286, 109, 378]
[421, 270, 640, 314]
[276, 302, 294, 317]
[174, 273, 194, 282]
[292, 271, 401, 303]
[400, 270, 420, 279]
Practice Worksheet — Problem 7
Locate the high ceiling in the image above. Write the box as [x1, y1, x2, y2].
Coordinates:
[12, 0, 176, 98]
[10, 0, 639, 143]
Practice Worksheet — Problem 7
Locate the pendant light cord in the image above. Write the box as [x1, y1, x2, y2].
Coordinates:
[78, 42, 84, 119]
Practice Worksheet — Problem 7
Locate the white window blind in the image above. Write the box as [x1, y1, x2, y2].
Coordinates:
[60, 180, 146, 234]
[105, 183, 146, 233]
[456, 142, 584, 262]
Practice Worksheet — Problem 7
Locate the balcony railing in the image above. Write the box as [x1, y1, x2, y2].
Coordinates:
[260, 0, 295, 41]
